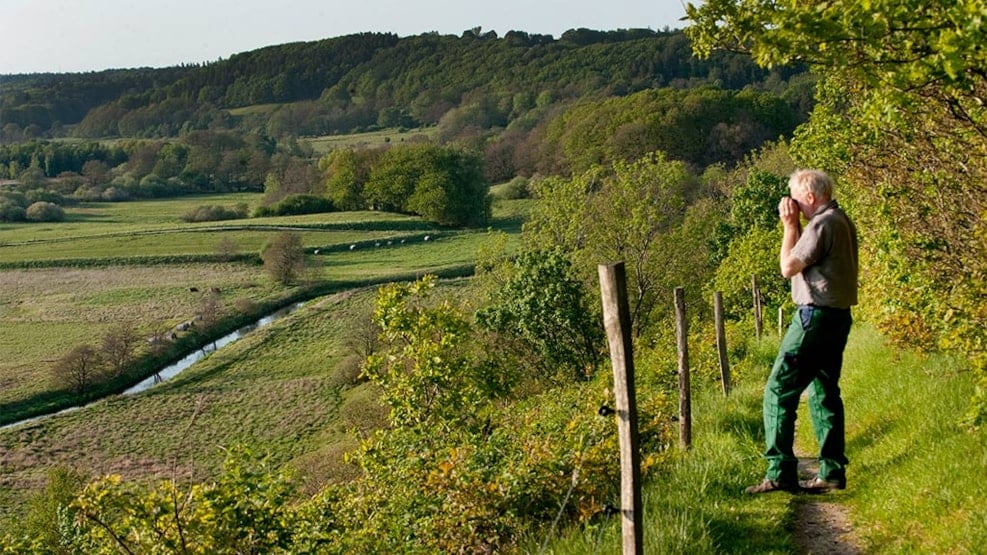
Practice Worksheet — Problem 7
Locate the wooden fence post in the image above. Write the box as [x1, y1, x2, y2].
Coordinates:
[752, 274, 763, 340]
[598, 262, 643, 555]
[674, 286, 691, 450]
[714, 291, 730, 396]
[779, 306, 785, 338]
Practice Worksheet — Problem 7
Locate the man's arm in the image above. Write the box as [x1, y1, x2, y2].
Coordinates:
[778, 197, 807, 278]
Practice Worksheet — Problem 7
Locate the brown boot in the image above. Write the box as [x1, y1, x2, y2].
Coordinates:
[744, 478, 801, 494]
[799, 477, 846, 493]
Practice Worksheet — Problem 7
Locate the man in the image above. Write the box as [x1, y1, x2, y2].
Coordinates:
[746, 169, 859, 494]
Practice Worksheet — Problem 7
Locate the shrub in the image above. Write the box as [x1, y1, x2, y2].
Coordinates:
[52, 344, 102, 394]
[0, 199, 26, 222]
[500, 175, 531, 199]
[261, 231, 305, 285]
[253, 194, 333, 217]
[181, 203, 249, 223]
[25, 201, 65, 222]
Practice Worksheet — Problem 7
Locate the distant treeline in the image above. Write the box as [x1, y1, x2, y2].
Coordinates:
[0, 29, 807, 141]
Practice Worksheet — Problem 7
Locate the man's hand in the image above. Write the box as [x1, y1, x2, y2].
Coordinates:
[778, 196, 800, 227]
[778, 196, 806, 278]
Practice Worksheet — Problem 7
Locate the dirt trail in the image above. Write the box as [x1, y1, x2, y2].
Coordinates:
[795, 458, 861, 554]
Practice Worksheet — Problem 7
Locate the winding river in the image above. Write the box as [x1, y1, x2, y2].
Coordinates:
[1, 301, 306, 431]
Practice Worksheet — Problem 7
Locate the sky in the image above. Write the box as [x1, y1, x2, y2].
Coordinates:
[1, 0, 691, 75]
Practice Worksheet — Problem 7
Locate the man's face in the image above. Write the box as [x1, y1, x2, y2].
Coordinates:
[788, 186, 815, 218]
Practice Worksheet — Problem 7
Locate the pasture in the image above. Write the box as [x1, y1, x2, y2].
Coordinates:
[0, 189, 523, 528]
[0, 287, 391, 521]
[301, 127, 438, 154]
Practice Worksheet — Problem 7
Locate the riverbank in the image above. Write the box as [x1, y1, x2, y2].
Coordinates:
[0, 265, 474, 428]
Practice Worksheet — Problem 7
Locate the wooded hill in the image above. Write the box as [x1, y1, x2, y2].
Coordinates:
[0, 29, 807, 141]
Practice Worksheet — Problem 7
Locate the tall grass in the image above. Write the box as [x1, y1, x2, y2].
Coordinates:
[542, 324, 986, 553]
[832, 326, 986, 552]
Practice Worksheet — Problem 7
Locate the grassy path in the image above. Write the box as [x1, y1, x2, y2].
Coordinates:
[545, 323, 986, 553]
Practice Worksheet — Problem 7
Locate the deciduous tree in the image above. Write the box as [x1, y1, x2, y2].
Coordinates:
[54, 344, 101, 394]
[261, 231, 305, 285]
[100, 323, 140, 378]
[686, 0, 987, 425]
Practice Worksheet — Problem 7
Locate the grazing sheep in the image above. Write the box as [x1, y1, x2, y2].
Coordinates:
[314, 249, 321, 254]
[424, 235, 430, 241]
[349, 244, 356, 250]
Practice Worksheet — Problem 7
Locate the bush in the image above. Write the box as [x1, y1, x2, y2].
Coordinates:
[500, 175, 531, 199]
[253, 194, 333, 217]
[261, 231, 305, 285]
[0, 199, 27, 222]
[181, 203, 249, 222]
[25, 201, 65, 222]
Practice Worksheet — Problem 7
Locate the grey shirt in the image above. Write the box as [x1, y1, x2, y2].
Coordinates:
[790, 200, 859, 309]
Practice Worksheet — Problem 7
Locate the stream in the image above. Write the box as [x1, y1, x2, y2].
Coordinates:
[1, 301, 306, 431]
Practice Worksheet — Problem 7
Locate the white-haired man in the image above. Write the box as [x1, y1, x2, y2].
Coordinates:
[746, 169, 859, 494]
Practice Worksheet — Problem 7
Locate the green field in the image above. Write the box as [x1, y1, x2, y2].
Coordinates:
[0, 189, 523, 528]
[0, 192, 523, 418]
[301, 127, 438, 154]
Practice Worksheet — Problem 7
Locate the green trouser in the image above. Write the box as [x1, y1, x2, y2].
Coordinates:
[763, 305, 852, 484]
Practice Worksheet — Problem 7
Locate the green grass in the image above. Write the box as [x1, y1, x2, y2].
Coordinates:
[301, 127, 438, 154]
[830, 326, 986, 552]
[0, 264, 285, 413]
[0, 190, 521, 427]
[0, 192, 518, 423]
[0, 288, 382, 525]
[542, 324, 986, 553]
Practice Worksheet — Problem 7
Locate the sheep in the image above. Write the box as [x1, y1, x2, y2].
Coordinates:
[424, 235, 431, 241]
[349, 244, 356, 250]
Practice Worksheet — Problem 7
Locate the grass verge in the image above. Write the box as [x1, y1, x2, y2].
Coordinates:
[542, 323, 986, 553]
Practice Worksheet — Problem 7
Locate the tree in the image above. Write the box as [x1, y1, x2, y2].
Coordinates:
[320, 148, 377, 211]
[524, 152, 699, 337]
[362, 276, 487, 429]
[215, 236, 241, 262]
[365, 144, 491, 226]
[476, 248, 603, 382]
[261, 231, 305, 285]
[100, 323, 140, 378]
[54, 344, 101, 394]
[686, 0, 987, 426]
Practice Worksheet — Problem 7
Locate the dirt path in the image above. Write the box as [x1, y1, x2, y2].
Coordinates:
[795, 458, 861, 554]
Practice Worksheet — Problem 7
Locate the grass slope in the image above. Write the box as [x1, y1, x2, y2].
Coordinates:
[0, 288, 382, 526]
[544, 324, 986, 553]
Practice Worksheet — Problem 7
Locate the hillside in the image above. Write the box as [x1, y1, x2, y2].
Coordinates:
[0, 29, 807, 141]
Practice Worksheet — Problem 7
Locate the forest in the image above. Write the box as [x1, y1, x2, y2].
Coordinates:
[0, 29, 804, 141]
[1, 29, 810, 228]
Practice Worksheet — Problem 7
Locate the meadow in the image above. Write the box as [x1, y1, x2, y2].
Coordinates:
[0, 189, 526, 527]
